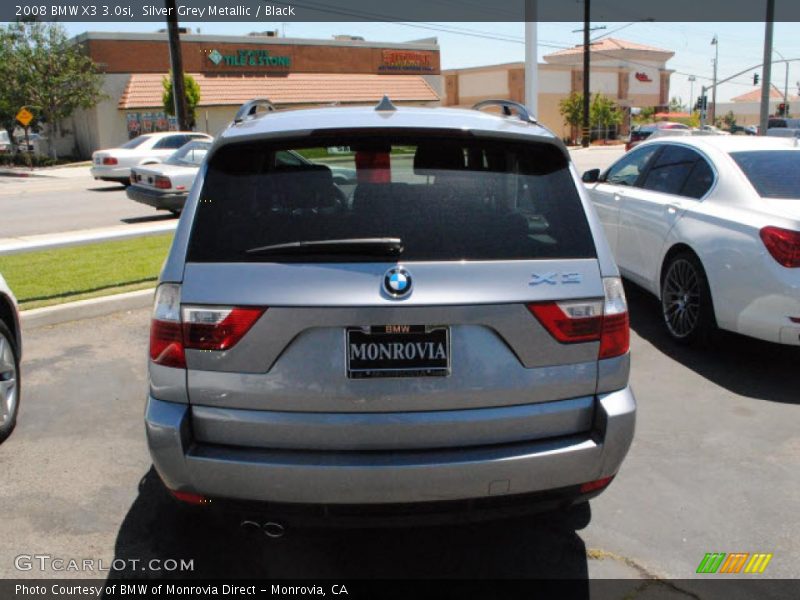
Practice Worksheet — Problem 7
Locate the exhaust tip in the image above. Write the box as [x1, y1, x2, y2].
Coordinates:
[240, 520, 262, 533]
[263, 522, 285, 538]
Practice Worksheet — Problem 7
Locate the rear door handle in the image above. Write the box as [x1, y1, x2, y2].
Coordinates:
[666, 202, 682, 214]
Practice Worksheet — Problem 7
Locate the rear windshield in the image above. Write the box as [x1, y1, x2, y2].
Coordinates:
[730, 150, 800, 199]
[120, 136, 150, 149]
[187, 133, 595, 263]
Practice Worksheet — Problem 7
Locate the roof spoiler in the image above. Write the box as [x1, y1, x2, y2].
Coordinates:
[472, 99, 537, 124]
[233, 98, 275, 124]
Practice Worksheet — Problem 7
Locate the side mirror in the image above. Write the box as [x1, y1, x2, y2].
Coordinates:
[582, 168, 600, 183]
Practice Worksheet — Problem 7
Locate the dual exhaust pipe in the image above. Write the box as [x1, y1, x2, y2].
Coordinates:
[241, 519, 286, 538]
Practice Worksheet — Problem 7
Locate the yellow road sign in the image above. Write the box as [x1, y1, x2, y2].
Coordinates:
[16, 107, 33, 127]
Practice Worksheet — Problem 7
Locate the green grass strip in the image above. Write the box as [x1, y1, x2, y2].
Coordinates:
[0, 233, 173, 309]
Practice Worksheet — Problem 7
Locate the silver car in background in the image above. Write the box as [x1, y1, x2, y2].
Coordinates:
[145, 99, 636, 523]
[0, 273, 21, 443]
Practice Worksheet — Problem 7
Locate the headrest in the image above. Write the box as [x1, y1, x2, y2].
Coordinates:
[414, 143, 465, 175]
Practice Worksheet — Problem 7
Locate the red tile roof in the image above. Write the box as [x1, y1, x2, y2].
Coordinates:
[544, 37, 672, 58]
[119, 73, 439, 109]
[730, 84, 796, 102]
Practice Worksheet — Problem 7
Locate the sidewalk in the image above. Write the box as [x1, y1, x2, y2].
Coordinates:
[0, 164, 92, 179]
[0, 219, 177, 255]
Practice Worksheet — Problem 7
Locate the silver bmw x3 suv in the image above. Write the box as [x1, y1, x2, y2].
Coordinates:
[145, 98, 636, 521]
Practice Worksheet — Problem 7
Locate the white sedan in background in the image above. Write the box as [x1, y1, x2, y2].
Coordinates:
[583, 136, 800, 346]
[127, 140, 211, 215]
[90, 131, 212, 185]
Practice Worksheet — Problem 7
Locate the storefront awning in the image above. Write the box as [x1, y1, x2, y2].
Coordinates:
[119, 72, 439, 109]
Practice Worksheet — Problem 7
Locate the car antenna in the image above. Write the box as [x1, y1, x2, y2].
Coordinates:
[375, 95, 397, 112]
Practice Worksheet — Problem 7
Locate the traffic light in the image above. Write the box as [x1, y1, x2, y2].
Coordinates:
[778, 103, 787, 116]
[753, 73, 760, 85]
[695, 96, 708, 111]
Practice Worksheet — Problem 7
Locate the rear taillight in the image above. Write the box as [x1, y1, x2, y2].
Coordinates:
[599, 277, 629, 359]
[149, 284, 266, 368]
[102, 156, 118, 165]
[527, 277, 629, 360]
[760, 226, 800, 268]
[182, 306, 265, 351]
[150, 284, 185, 368]
[155, 175, 172, 190]
[528, 300, 603, 343]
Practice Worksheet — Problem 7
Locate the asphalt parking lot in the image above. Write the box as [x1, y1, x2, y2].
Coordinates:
[1, 282, 797, 590]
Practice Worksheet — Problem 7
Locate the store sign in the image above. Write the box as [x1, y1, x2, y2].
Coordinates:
[379, 50, 434, 72]
[206, 48, 291, 68]
[635, 72, 653, 83]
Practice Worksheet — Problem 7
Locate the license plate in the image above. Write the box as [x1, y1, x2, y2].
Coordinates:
[346, 325, 450, 379]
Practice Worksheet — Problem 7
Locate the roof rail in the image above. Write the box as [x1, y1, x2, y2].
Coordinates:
[472, 99, 536, 124]
[233, 98, 275, 124]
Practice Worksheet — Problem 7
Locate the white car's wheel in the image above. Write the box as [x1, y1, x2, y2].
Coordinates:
[0, 321, 20, 442]
[661, 252, 716, 345]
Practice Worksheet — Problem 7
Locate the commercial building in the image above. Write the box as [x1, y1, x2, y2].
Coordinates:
[62, 31, 442, 157]
[714, 85, 799, 127]
[443, 38, 674, 139]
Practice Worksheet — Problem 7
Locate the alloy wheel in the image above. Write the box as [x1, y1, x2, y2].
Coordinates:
[662, 258, 702, 339]
[0, 332, 18, 427]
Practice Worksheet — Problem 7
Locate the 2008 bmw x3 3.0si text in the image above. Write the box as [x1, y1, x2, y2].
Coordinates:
[144, 98, 636, 523]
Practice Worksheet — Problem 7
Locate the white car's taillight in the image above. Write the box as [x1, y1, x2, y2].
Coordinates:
[149, 284, 266, 369]
[527, 276, 629, 360]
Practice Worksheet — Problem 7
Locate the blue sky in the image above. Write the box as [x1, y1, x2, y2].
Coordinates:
[61, 21, 800, 104]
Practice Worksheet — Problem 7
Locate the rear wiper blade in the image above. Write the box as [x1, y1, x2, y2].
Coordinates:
[245, 237, 404, 257]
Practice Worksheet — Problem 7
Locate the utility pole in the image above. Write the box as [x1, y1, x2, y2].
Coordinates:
[165, 0, 189, 131]
[524, 0, 539, 118]
[759, 0, 775, 135]
[710, 35, 719, 124]
[582, 0, 591, 147]
[688, 75, 696, 112]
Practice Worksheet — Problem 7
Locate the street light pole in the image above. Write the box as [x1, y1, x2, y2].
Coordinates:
[710, 35, 719, 125]
[524, 0, 539, 118]
[582, 0, 591, 148]
[688, 75, 696, 111]
[774, 49, 789, 110]
[759, 0, 775, 135]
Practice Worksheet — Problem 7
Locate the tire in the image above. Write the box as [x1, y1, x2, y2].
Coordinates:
[0, 320, 20, 443]
[660, 252, 716, 346]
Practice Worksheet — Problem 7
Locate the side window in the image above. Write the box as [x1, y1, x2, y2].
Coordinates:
[276, 150, 306, 168]
[154, 135, 187, 150]
[680, 157, 715, 199]
[640, 145, 700, 195]
[604, 146, 659, 186]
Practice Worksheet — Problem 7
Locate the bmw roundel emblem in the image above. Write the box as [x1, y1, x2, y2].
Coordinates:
[384, 267, 412, 297]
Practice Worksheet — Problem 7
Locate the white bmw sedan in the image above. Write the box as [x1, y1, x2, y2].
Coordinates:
[583, 136, 800, 346]
[91, 131, 212, 185]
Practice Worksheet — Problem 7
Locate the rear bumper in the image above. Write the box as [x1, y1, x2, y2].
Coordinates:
[90, 165, 130, 181]
[146, 387, 635, 509]
[126, 185, 187, 211]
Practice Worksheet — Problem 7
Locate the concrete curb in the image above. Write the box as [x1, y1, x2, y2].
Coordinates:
[0, 220, 177, 255]
[0, 169, 43, 178]
[21, 288, 154, 330]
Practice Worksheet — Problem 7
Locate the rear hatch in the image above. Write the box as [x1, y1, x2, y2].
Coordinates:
[172, 131, 620, 449]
